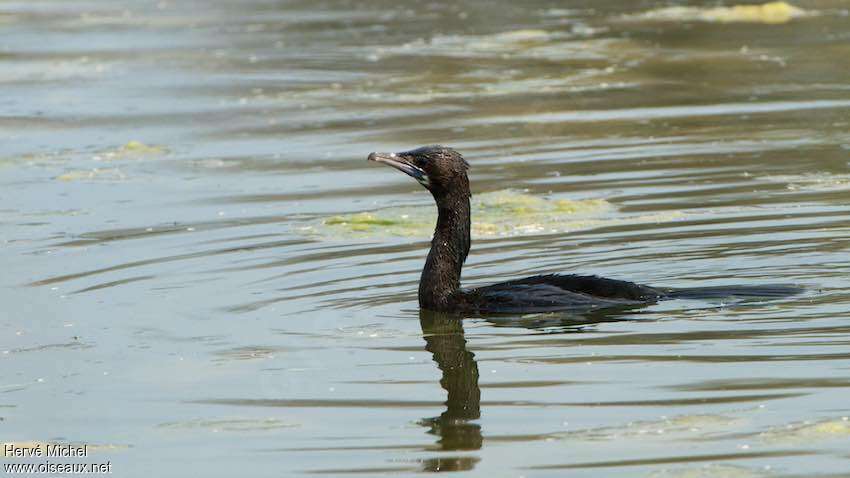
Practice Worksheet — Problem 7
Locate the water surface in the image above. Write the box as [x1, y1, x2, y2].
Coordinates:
[2, 0, 850, 476]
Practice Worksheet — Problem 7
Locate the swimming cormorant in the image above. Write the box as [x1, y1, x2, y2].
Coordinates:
[368, 145, 800, 314]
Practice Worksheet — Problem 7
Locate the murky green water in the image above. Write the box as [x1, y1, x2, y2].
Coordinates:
[2, 0, 850, 476]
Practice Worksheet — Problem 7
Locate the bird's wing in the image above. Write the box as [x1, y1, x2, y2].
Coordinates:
[464, 274, 660, 314]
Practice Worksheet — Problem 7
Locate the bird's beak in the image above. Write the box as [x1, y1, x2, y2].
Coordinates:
[368, 152, 430, 187]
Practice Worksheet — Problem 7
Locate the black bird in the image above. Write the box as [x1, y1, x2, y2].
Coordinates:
[368, 145, 801, 314]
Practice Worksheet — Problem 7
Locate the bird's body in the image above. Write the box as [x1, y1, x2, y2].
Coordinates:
[368, 145, 800, 314]
[458, 274, 663, 314]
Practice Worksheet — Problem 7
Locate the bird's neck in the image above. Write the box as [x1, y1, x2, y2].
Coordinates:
[419, 193, 471, 310]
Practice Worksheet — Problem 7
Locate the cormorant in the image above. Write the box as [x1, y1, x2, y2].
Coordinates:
[369, 145, 800, 314]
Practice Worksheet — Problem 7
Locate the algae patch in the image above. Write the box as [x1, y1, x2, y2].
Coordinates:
[759, 417, 850, 444]
[52, 141, 167, 181]
[325, 213, 403, 230]
[621, 2, 811, 24]
[157, 418, 298, 432]
[760, 173, 850, 192]
[309, 190, 682, 240]
[647, 464, 767, 478]
[317, 190, 610, 238]
[372, 30, 642, 63]
[94, 140, 167, 161]
[55, 168, 127, 182]
[562, 413, 740, 442]
[377, 29, 555, 59]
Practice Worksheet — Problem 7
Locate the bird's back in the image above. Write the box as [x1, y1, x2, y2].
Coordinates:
[458, 274, 663, 314]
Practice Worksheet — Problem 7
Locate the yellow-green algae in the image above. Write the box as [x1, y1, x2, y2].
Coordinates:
[157, 418, 298, 432]
[373, 30, 642, 62]
[325, 213, 401, 228]
[311, 190, 683, 239]
[760, 173, 850, 192]
[52, 141, 166, 181]
[379, 29, 555, 58]
[55, 168, 126, 182]
[94, 140, 166, 160]
[561, 413, 740, 442]
[622, 2, 811, 24]
[648, 465, 766, 478]
[759, 416, 850, 444]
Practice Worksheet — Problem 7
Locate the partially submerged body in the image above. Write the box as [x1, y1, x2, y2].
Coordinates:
[368, 146, 801, 315]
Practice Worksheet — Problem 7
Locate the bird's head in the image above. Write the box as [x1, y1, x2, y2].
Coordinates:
[368, 145, 470, 204]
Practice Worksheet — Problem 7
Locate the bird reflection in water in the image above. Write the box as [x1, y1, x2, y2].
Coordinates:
[415, 307, 646, 472]
[418, 310, 482, 472]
